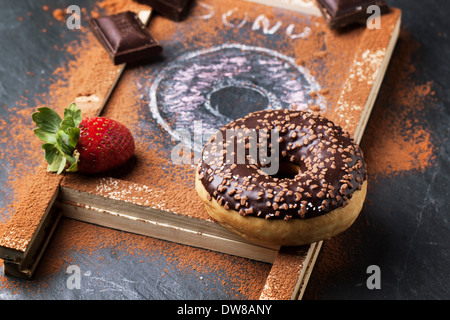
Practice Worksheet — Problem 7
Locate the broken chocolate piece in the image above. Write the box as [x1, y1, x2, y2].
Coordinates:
[89, 11, 162, 65]
[316, 0, 389, 29]
[137, 0, 193, 21]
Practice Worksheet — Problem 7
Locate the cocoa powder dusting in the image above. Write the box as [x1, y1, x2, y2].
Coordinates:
[0, 165, 60, 252]
[52, 9, 65, 22]
[303, 29, 439, 300]
[361, 29, 437, 177]
[36, 219, 271, 299]
[260, 246, 309, 300]
[0, 0, 438, 299]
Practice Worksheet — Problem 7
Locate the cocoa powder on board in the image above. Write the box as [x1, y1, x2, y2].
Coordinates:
[0, 0, 437, 298]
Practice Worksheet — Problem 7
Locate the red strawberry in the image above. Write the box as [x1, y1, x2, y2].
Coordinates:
[32, 103, 135, 174]
[76, 116, 135, 174]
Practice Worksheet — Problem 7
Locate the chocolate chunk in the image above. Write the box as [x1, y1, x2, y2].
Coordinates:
[137, 0, 193, 21]
[317, 0, 389, 29]
[89, 11, 162, 65]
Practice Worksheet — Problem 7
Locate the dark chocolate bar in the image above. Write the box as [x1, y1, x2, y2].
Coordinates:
[137, 0, 193, 21]
[89, 11, 162, 65]
[317, 0, 389, 29]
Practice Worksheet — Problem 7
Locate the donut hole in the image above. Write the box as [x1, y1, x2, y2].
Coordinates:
[209, 86, 269, 119]
[271, 161, 301, 180]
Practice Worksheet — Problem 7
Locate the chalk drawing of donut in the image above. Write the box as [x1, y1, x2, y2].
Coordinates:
[149, 43, 326, 150]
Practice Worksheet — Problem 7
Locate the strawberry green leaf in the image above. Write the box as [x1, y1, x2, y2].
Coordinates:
[56, 130, 73, 155]
[56, 157, 67, 175]
[64, 103, 82, 127]
[60, 116, 75, 134]
[46, 151, 65, 174]
[32, 103, 83, 174]
[32, 107, 62, 133]
[68, 127, 80, 148]
[42, 143, 59, 165]
[34, 128, 57, 144]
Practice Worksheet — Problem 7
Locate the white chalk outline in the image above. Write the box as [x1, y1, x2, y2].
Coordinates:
[149, 43, 326, 151]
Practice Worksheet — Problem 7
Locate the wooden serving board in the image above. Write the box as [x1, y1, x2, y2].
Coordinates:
[0, 0, 401, 300]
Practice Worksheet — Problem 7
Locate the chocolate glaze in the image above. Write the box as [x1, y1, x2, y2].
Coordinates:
[198, 110, 367, 220]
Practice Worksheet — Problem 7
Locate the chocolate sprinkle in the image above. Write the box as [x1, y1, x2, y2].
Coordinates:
[198, 110, 367, 220]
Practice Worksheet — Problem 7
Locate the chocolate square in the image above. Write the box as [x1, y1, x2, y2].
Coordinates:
[89, 11, 163, 65]
[317, 0, 389, 29]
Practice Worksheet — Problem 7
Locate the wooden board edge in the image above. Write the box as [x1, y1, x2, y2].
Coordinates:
[258, 243, 321, 300]
[354, 11, 402, 144]
[58, 179, 281, 261]
[3, 208, 62, 280]
[57, 199, 279, 263]
[244, 0, 322, 16]
[292, 240, 322, 299]
[0, 173, 60, 262]
[58, 182, 278, 250]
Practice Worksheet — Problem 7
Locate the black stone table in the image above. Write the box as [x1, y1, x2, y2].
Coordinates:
[0, 0, 448, 301]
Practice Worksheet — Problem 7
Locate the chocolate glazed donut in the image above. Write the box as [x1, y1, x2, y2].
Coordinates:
[195, 109, 368, 246]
